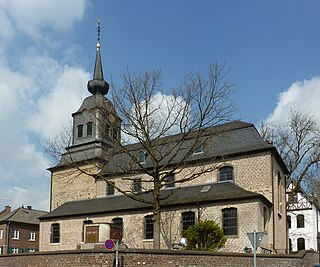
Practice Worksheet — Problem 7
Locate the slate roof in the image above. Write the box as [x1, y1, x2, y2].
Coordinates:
[0, 207, 48, 225]
[100, 120, 287, 176]
[40, 182, 272, 220]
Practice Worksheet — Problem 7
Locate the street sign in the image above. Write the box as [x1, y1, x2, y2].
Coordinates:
[105, 239, 115, 250]
[247, 231, 264, 249]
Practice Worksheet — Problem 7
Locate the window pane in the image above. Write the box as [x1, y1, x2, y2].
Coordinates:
[133, 179, 142, 193]
[222, 208, 237, 236]
[182, 211, 195, 231]
[219, 167, 233, 182]
[297, 214, 304, 228]
[165, 174, 175, 188]
[297, 238, 305, 250]
[145, 215, 153, 239]
[86, 122, 93, 136]
[138, 151, 146, 163]
[77, 125, 83, 137]
[51, 223, 60, 243]
[107, 182, 115, 196]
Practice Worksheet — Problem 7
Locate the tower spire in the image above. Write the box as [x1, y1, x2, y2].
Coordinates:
[87, 17, 109, 95]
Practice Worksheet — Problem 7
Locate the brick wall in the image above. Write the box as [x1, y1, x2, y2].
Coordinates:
[0, 248, 318, 267]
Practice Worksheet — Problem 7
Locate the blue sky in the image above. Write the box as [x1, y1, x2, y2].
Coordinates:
[1, 0, 320, 211]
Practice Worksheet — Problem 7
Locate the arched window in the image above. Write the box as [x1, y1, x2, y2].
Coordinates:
[144, 215, 153, 239]
[222, 208, 237, 236]
[181, 211, 195, 231]
[50, 223, 60, 243]
[219, 166, 234, 182]
[297, 237, 305, 250]
[287, 215, 291, 229]
[133, 179, 142, 193]
[138, 151, 146, 163]
[297, 214, 304, 228]
[112, 217, 123, 237]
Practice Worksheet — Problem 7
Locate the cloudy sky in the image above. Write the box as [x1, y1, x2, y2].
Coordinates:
[1, 0, 320, 211]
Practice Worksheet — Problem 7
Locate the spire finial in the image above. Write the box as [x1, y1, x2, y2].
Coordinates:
[97, 17, 101, 50]
[87, 17, 109, 95]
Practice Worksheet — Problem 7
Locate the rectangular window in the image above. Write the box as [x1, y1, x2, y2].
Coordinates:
[181, 211, 195, 231]
[0, 246, 2, 254]
[0, 229, 3, 239]
[222, 208, 237, 236]
[133, 179, 142, 193]
[107, 181, 115, 196]
[145, 215, 154, 239]
[12, 248, 19, 254]
[29, 231, 36, 241]
[86, 122, 93, 136]
[12, 229, 19, 239]
[50, 223, 60, 243]
[29, 249, 35, 253]
[77, 124, 84, 138]
[165, 174, 175, 188]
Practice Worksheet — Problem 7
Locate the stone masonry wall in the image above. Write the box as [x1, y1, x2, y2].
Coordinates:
[0, 248, 318, 267]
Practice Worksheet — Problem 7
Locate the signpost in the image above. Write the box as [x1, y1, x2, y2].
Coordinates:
[247, 231, 265, 267]
[105, 239, 119, 267]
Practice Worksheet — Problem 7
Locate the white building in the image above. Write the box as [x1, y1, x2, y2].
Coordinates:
[287, 183, 320, 252]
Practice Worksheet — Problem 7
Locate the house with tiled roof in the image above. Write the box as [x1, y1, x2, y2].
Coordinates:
[0, 206, 47, 254]
[38, 29, 289, 254]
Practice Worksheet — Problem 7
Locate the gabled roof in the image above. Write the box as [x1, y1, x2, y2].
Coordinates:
[40, 182, 272, 220]
[0, 207, 48, 225]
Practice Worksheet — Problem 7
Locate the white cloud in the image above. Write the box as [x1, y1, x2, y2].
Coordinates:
[267, 76, 320, 123]
[0, 0, 86, 39]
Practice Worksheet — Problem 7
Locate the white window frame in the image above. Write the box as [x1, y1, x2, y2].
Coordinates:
[29, 231, 36, 241]
[0, 229, 3, 239]
[12, 248, 19, 254]
[29, 248, 35, 252]
[12, 229, 19, 239]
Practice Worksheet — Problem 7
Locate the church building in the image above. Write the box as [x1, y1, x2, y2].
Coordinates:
[39, 25, 288, 254]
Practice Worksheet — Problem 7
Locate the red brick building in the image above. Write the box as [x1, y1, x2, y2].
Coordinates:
[0, 206, 47, 254]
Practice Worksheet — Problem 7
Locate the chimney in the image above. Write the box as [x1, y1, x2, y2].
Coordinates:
[0, 205, 11, 217]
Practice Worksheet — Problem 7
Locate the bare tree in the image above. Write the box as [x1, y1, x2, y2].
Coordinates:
[48, 63, 236, 249]
[259, 111, 320, 200]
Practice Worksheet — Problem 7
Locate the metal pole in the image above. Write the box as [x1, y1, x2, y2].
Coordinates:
[253, 230, 257, 267]
[115, 240, 119, 267]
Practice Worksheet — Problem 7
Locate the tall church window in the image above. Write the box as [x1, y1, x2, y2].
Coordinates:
[278, 172, 283, 213]
[297, 237, 305, 250]
[86, 122, 93, 136]
[181, 211, 195, 231]
[297, 214, 305, 228]
[219, 166, 234, 182]
[222, 208, 237, 236]
[50, 223, 60, 243]
[77, 124, 84, 138]
[144, 215, 153, 239]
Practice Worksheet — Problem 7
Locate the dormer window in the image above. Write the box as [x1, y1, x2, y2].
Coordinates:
[219, 166, 234, 182]
[77, 124, 84, 138]
[86, 122, 93, 136]
[138, 151, 146, 163]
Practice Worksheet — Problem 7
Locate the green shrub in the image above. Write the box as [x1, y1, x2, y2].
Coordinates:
[182, 220, 226, 251]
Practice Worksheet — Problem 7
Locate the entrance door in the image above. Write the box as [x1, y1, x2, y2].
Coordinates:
[85, 226, 99, 243]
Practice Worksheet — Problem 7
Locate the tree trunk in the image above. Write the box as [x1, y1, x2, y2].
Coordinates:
[153, 178, 161, 249]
